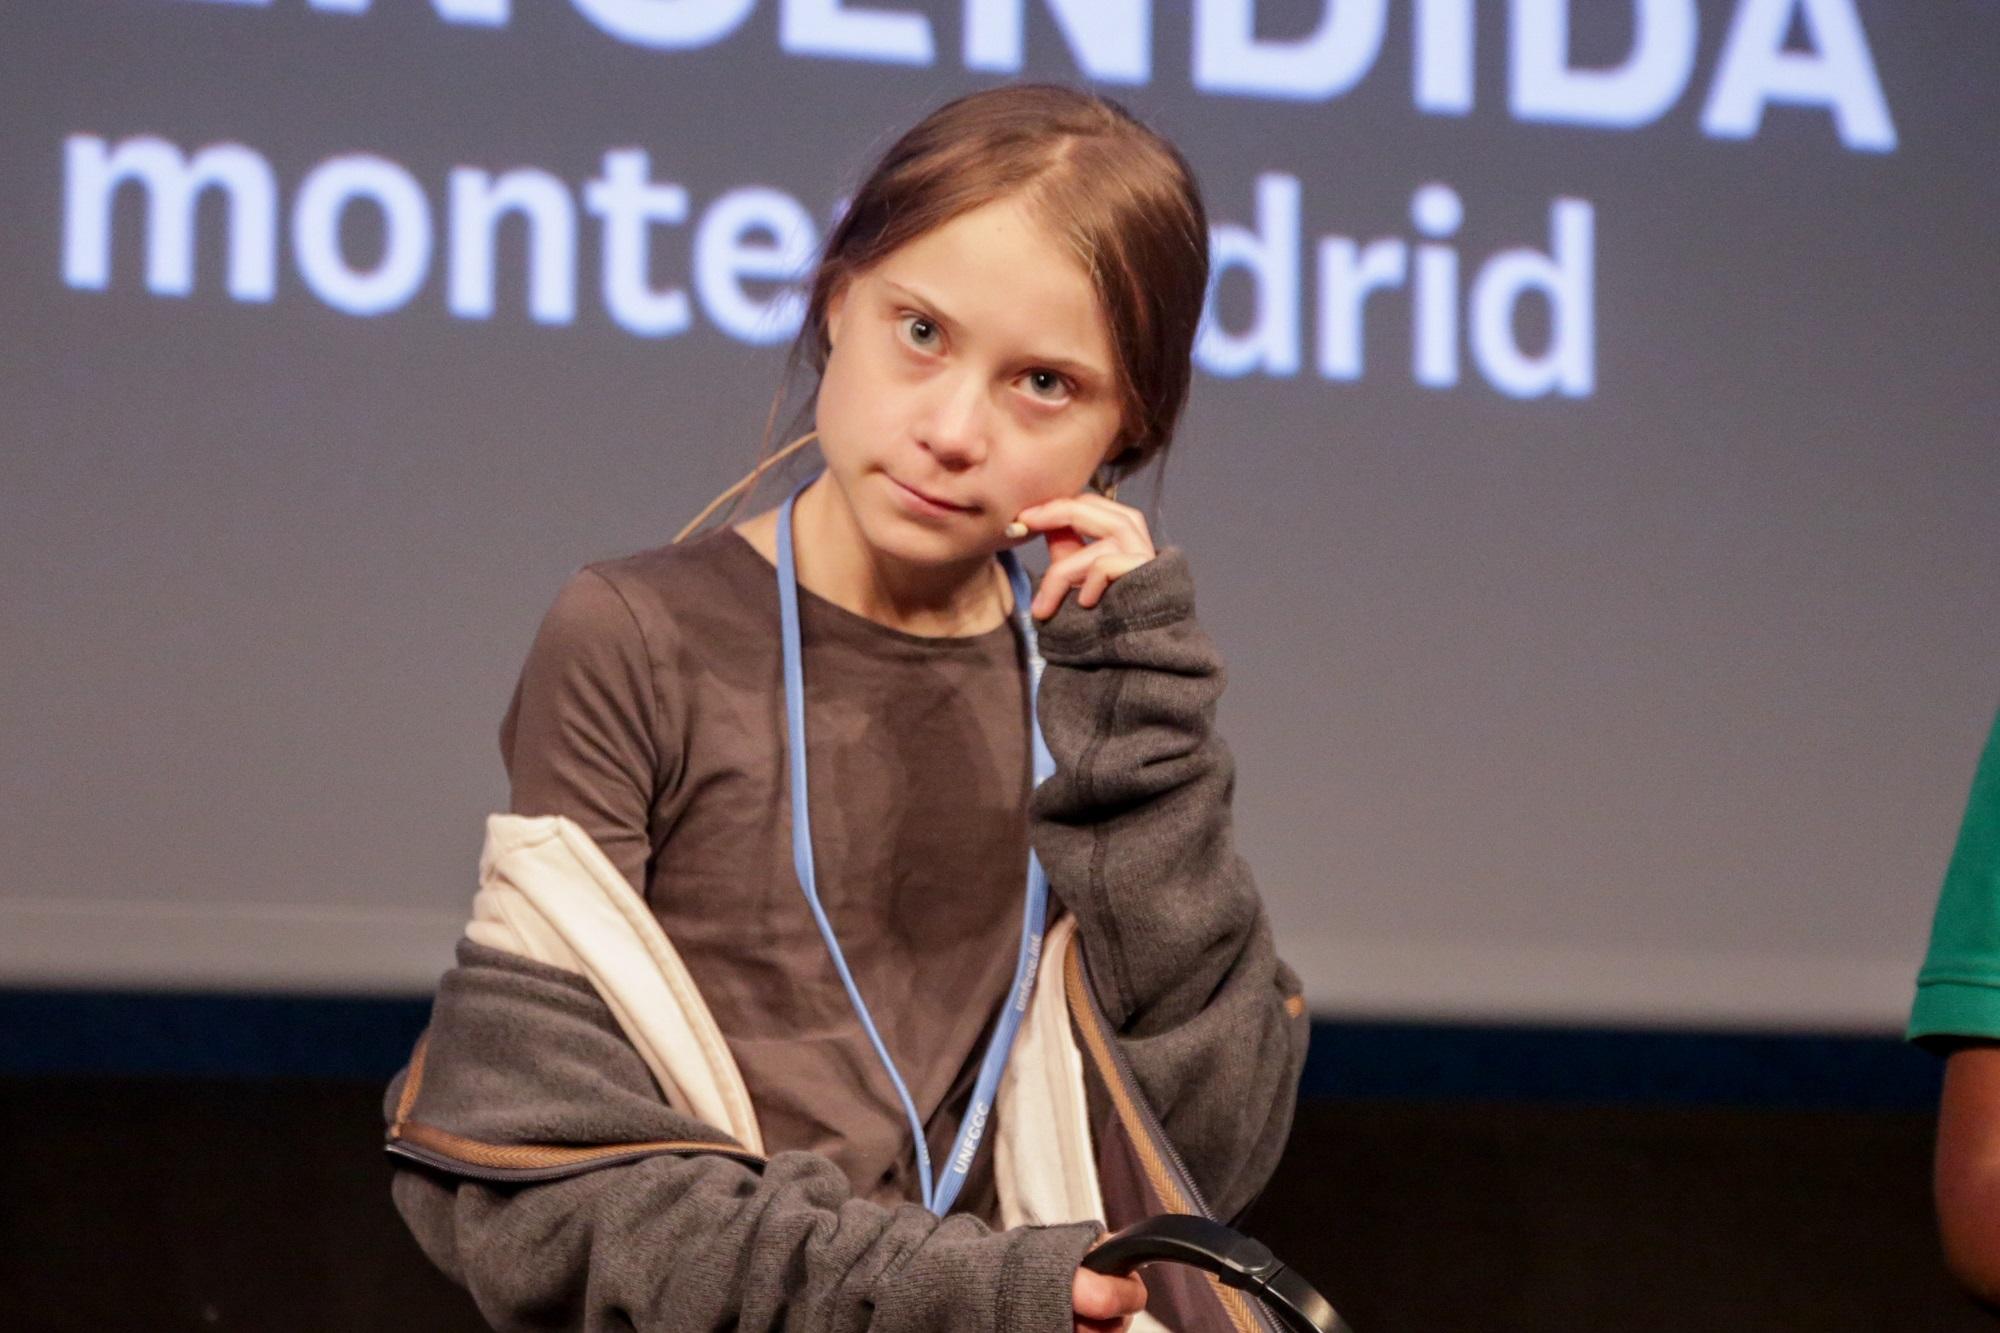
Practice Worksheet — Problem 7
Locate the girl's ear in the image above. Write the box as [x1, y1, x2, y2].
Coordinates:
[1090, 443, 1130, 497]
[1093, 433, 1151, 498]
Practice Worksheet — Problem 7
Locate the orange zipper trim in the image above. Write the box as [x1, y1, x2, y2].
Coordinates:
[1063, 944, 1190, 1215]
[386, 1029, 761, 1175]
[1062, 938, 1264, 1333]
[389, 1118, 757, 1171]
[392, 1030, 430, 1124]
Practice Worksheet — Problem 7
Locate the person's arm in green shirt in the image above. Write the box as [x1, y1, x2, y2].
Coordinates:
[1911, 709, 2000, 1306]
[1937, 1042, 2000, 1307]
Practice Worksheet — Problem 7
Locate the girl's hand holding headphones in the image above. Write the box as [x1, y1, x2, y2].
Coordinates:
[1072, 1264, 1148, 1331]
[1007, 493, 1157, 622]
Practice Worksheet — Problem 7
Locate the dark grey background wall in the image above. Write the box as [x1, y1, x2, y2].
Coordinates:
[2, 0, 1995, 1033]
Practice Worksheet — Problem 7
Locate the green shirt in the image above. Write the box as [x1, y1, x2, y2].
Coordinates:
[1910, 709, 2000, 1049]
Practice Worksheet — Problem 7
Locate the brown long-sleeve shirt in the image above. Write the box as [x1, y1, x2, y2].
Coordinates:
[389, 540, 1311, 1332]
[499, 526, 1033, 1217]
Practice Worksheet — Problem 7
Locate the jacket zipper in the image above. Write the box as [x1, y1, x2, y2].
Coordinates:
[386, 1031, 764, 1186]
[1063, 939, 1280, 1333]
[1080, 961, 1215, 1216]
[386, 1122, 762, 1185]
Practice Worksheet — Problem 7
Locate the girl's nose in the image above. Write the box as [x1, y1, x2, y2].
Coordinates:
[916, 373, 990, 468]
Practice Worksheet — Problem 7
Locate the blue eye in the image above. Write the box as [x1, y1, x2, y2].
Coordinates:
[902, 314, 941, 349]
[1023, 369, 1071, 402]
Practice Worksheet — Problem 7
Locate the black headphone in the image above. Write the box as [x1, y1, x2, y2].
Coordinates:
[1081, 1214, 1353, 1333]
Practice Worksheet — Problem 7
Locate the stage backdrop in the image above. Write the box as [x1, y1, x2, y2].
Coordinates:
[3, 0, 1994, 1031]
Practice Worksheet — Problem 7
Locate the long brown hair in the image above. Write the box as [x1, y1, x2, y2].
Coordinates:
[683, 84, 1209, 538]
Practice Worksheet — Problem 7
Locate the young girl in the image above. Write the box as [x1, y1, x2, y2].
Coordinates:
[386, 84, 1310, 1332]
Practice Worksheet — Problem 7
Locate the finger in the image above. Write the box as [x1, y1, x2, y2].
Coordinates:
[1022, 490, 1143, 527]
[1045, 540, 1115, 591]
[1077, 560, 1117, 609]
[1072, 1264, 1152, 1304]
[1015, 495, 1147, 551]
[1014, 496, 1151, 557]
[1072, 1270, 1148, 1320]
[1032, 543, 1113, 620]
[1031, 547, 1094, 619]
[1110, 1273, 1148, 1316]
[1075, 493, 1151, 551]
[1039, 546, 1152, 617]
[1041, 524, 1086, 568]
[1031, 565, 1072, 621]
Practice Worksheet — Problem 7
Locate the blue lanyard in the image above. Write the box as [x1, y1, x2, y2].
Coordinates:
[776, 479, 1053, 1215]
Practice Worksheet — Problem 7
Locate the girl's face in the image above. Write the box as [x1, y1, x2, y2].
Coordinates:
[813, 197, 1125, 569]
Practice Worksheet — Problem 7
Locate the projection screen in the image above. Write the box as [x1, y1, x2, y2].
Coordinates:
[3, 0, 1995, 1031]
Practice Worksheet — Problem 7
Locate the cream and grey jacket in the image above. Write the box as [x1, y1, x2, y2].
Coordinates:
[384, 550, 1311, 1331]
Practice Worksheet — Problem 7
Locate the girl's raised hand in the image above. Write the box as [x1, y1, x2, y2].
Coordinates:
[1006, 493, 1157, 621]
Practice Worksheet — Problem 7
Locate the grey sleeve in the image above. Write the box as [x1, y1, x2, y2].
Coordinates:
[1028, 548, 1311, 1223]
[391, 1156, 1096, 1333]
[387, 947, 1099, 1333]
[499, 567, 665, 893]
